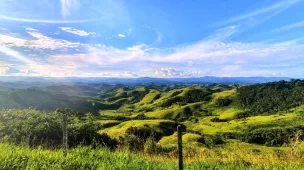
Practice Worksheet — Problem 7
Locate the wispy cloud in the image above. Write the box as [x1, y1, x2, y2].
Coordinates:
[0, 46, 35, 64]
[0, 67, 21, 75]
[155, 68, 186, 77]
[1, 24, 304, 77]
[205, 25, 239, 41]
[217, 0, 301, 25]
[154, 68, 205, 77]
[25, 27, 38, 32]
[272, 20, 304, 32]
[155, 31, 163, 44]
[0, 30, 81, 50]
[59, 27, 97, 37]
[117, 29, 133, 38]
[60, 0, 79, 17]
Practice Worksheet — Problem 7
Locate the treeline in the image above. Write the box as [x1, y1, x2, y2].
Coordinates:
[0, 109, 117, 148]
[237, 79, 304, 115]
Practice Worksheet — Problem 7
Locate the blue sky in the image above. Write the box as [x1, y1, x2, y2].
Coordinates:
[0, 0, 304, 78]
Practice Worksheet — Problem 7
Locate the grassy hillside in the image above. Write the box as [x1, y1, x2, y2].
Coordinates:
[1, 80, 304, 168]
[95, 80, 304, 149]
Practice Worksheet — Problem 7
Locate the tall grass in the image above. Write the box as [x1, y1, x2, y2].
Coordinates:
[1, 143, 304, 170]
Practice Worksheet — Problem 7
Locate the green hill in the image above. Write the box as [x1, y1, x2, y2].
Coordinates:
[1, 80, 304, 168]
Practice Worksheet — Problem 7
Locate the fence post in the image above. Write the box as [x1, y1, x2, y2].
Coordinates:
[177, 125, 183, 170]
[62, 112, 68, 157]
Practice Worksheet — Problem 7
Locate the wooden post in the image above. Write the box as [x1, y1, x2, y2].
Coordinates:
[177, 125, 183, 170]
[62, 112, 68, 157]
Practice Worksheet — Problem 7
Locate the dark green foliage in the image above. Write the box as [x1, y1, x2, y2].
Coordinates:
[88, 100, 125, 110]
[198, 134, 226, 148]
[183, 106, 193, 117]
[106, 92, 128, 102]
[134, 113, 148, 120]
[237, 79, 304, 114]
[241, 126, 304, 146]
[159, 88, 211, 107]
[170, 90, 182, 97]
[210, 117, 228, 122]
[144, 137, 176, 154]
[127, 89, 149, 103]
[215, 97, 232, 107]
[181, 88, 212, 103]
[235, 111, 253, 119]
[120, 134, 145, 152]
[126, 126, 152, 140]
[125, 122, 182, 141]
[0, 109, 117, 148]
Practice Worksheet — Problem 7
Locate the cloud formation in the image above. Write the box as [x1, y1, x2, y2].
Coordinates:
[155, 68, 186, 77]
[59, 27, 98, 37]
[217, 0, 301, 25]
[272, 20, 304, 32]
[154, 68, 205, 77]
[1, 25, 303, 77]
[0, 30, 81, 50]
[118, 33, 126, 38]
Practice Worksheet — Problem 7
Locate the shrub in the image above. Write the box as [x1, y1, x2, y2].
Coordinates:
[215, 98, 232, 107]
[239, 126, 304, 146]
[121, 135, 144, 152]
[198, 134, 225, 148]
[0, 109, 118, 149]
[144, 137, 176, 155]
[210, 117, 228, 122]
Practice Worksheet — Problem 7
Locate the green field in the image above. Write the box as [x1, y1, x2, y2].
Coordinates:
[1, 143, 303, 170]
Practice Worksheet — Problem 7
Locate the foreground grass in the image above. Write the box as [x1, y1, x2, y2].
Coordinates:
[1, 143, 304, 170]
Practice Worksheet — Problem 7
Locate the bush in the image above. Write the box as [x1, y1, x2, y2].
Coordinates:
[215, 98, 232, 107]
[0, 109, 118, 149]
[235, 111, 253, 119]
[241, 126, 304, 146]
[121, 135, 144, 152]
[144, 137, 176, 155]
[198, 134, 225, 148]
[210, 117, 228, 122]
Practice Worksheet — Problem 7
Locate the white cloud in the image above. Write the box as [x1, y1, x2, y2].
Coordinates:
[155, 68, 186, 77]
[84, 71, 139, 77]
[118, 33, 126, 38]
[25, 27, 38, 32]
[43, 29, 304, 77]
[1, 67, 21, 75]
[191, 71, 204, 76]
[0, 28, 7, 31]
[116, 29, 133, 38]
[0, 31, 81, 50]
[217, 0, 301, 25]
[1, 23, 304, 77]
[60, 0, 79, 17]
[272, 20, 304, 32]
[206, 25, 239, 41]
[154, 68, 205, 77]
[59, 27, 97, 37]
[0, 46, 35, 64]
[47, 44, 147, 68]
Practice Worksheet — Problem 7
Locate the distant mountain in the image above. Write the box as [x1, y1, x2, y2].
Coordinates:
[0, 76, 293, 86]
